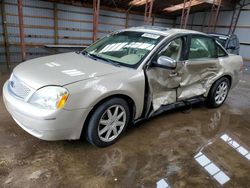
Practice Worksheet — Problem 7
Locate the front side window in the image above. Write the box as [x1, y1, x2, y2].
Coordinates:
[158, 38, 183, 61]
[189, 36, 217, 59]
[84, 31, 163, 68]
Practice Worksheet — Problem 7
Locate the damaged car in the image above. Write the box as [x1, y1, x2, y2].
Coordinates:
[3, 26, 243, 147]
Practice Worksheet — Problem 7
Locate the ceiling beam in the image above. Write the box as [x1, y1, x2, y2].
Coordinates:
[164, 0, 203, 12]
[130, 0, 152, 6]
[163, 0, 234, 12]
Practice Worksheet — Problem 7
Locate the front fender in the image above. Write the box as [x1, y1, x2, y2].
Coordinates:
[64, 70, 145, 119]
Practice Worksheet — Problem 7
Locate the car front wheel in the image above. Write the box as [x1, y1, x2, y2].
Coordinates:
[207, 77, 230, 108]
[86, 98, 130, 147]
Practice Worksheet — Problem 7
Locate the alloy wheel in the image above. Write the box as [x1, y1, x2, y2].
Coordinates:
[214, 81, 228, 105]
[98, 105, 126, 142]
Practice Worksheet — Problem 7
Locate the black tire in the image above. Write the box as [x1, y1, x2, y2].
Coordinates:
[86, 98, 130, 147]
[206, 77, 230, 108]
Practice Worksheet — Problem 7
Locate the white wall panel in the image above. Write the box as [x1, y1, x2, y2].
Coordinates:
[24, 28, 54, 36]
[58, 11, 92, 21]
[235, 28, 250, 43]
[58, 30, 92, 38]
[23, 0, 53, 8]
[237, 11, 250, 25]
[217, 11, 233, 25]
[239, 45, 250, 59]
[57, 4, 92, 14]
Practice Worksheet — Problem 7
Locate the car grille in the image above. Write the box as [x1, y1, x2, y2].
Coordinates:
[9, 75, 32, 100]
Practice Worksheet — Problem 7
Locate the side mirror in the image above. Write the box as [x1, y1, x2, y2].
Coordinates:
[153, 56, 177, 69]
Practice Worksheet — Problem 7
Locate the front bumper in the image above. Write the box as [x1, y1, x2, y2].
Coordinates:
[2, 80, 91, 141]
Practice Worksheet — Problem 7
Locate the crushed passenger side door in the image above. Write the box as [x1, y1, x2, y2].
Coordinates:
[146, 37, 185, 112]
[177, 35, 222, 101]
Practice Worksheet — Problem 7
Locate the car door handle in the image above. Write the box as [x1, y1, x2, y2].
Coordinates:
[169, 72, 178, 77]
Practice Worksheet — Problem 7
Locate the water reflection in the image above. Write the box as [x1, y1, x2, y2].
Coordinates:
[194, 151, 230, 185]
[208, 110, 221, 131]
[156, 179, 171, 188]
[97, 148, 123, 177]
[90, 109, 249, 187]
[193, 128, 250, 186]
[221, 133, 250, 161]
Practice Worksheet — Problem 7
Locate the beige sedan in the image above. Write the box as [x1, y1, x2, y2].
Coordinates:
[3, 26, 243, 147]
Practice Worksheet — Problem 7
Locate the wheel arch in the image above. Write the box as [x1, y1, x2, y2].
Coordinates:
[205, 74, 232, 97]
[80, 94, 136, 138]
[206, 75, 232, 108]
[223, 74, 232, 87]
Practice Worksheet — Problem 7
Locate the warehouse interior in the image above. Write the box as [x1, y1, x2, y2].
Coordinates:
[0, 0, 250, 187]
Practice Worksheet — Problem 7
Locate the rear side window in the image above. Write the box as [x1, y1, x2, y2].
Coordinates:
[216, 37, 227, 47]
[189, 36, 217, 59]
[217, 44, 228, 57]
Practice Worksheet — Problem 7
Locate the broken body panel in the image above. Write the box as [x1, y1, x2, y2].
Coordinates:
[147, 55, 242, 112]
[143, 30, 242, 114]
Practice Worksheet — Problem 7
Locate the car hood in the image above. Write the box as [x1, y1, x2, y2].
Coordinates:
[13, 52, 124, 89]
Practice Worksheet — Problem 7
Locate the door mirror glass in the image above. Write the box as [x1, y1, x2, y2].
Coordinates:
[154, 56, 177, 69]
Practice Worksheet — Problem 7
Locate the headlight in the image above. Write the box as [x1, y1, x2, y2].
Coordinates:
[28, 86, 69, 110]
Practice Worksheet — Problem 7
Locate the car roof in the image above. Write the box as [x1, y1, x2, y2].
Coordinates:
[208, 33, 229, 38]
[123, 26, 205, 37]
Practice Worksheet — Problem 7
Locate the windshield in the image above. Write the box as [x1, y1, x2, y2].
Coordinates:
[84, 31, 163, 68]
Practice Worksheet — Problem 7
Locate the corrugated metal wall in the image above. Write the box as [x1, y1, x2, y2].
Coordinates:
[176, 5, 250, 61]
[215, 4, 250, 61]
[0, 0, 174, 71]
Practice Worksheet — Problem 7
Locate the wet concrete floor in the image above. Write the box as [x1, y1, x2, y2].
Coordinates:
[0, 68, 250, 188]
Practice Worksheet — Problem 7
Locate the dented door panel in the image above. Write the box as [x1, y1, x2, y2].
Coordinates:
[147, 67, 180, 111]
[146, 36, 186, 112]
[177, 59, 222, 100]
[144, 33, 242, 115]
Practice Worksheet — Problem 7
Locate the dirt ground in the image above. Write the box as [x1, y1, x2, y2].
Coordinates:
[0, 67, 249, 188]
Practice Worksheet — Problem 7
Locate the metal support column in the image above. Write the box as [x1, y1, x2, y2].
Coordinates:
[180, 0, 192, 29]
[1, 0, 10, 70]
[17, 0, 26, 61]
[201, 11, 207, 32]
[125, 11, 129, 28]
[144, 0, 154, 24]
[93, 0, 100, 42]
[190, 14, 194, 30]
[173, 18, 177, 28]
[207, 0, 221, 33]
[53, 3, 58, 44]
[228, 0, 246, 35]
[151, 14, 155, 26]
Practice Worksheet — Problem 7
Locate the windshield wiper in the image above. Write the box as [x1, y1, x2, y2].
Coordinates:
[81, 50, 90, 56]
[82, 51, 121, 67]
[81, 51, 98, 61]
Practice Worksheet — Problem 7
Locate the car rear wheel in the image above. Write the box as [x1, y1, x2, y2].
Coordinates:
[86, 98, 130, 147]
[207, 77, 230, 108]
